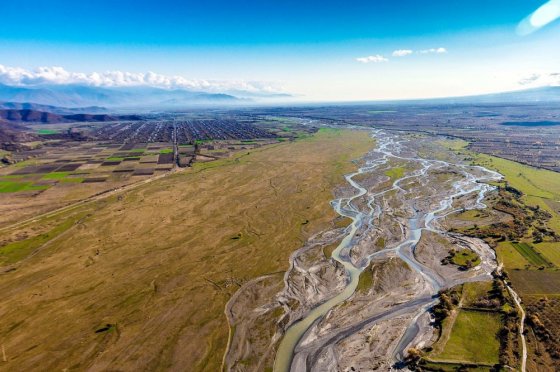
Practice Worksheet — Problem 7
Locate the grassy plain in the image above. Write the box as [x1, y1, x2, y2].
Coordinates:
[0, 212, 88, 264]
[0, 128, 373, 371]
[435, 310, 501, 365]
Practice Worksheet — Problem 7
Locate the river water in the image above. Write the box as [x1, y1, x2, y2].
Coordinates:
[273, 129, 525, 372]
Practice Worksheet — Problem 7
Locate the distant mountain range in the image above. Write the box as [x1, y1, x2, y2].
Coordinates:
[387, 86, 560, 105]
[0, 83, 558, 111]
[463, 86, 560, 103]
[0, 109, 142, 124]
[0, 101, 107, 114]
[0, 83, 243, 109]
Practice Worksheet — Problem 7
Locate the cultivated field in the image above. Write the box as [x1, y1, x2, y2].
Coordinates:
[435, 310, 501, 364]
[425, 281, 515, 370]
[464, 148, 560, 370]
[0, 116, 287, 226]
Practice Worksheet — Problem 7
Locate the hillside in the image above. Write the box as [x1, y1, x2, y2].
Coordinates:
[0, 101, 107, 114]
[0, 109, 142, 123]
[0, 121, 38, 145]
[0, 83, 240, 108]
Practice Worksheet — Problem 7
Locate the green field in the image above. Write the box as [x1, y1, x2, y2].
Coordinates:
[59, 177, 84, 183]
[474, 153, 560, 235]
[454, 209, 486, 222]
[474, 154, 560, 199]
[421, 361, 493, 372]
[368, 110, 397, 114]
[511, 242, 553, 268]
[0, 174, 24, 180]
[496, 241, 530, 269]
[0, 181, 48, 193]
[437, 139, 469, 152]
[451, 248, 481, 267]
[356, 262, 374, 293]
[35, 129, 59, 135]
[434, 310, 501, 364]
[42, 172, 70, 180]
[40, 172, 84, 183]
[461, 281, 494, 308]
[533, 242, 560, 267]
[385, 166, 405, 181]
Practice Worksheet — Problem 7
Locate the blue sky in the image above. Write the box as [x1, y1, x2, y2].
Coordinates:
[0, 0, 559, 100]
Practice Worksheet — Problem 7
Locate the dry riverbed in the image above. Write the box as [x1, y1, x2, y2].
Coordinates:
[224, 130, 515, 371]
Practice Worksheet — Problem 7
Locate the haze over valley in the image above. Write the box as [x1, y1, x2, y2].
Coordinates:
[1, 1, 560, 372]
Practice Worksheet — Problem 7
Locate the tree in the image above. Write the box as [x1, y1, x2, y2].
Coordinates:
[405, 347, 422, 366]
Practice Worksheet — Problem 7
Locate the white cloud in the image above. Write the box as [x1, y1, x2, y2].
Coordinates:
[0, 64, 283, 94]
[418, 47, 447, 54]
[518, 73, 541, 85]
[358, 47, 447, 63]
[356, 55, 389, 63]
[518, 72, 560, 86]
[392, 49, 413, 57]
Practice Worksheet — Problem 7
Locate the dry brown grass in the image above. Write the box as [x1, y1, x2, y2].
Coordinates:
[0, 129, 372, 371]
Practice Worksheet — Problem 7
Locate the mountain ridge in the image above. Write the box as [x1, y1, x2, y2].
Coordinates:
[0, 83, 241, 108]
[0, 109, 142, 123]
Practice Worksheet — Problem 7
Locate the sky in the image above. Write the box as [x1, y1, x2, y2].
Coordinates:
[0, 0, 559, 101]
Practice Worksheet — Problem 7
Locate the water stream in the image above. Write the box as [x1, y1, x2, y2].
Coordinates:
[273, 129, 525, 372]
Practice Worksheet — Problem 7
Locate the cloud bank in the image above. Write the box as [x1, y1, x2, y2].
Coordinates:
[358, 47, 447, 63]
[418, 47, 447, 54]
[0, 64, 282, 94]
[356, 55, 389, 63]
[518, 72, 560, 86]
[392, 49, 413, 57]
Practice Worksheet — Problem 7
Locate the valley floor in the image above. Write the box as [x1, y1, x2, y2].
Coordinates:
[0, 128, 372, 371]
[2, 125, 560, 372]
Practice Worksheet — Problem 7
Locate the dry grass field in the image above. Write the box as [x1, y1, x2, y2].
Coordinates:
[0, 128, 373, 371]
